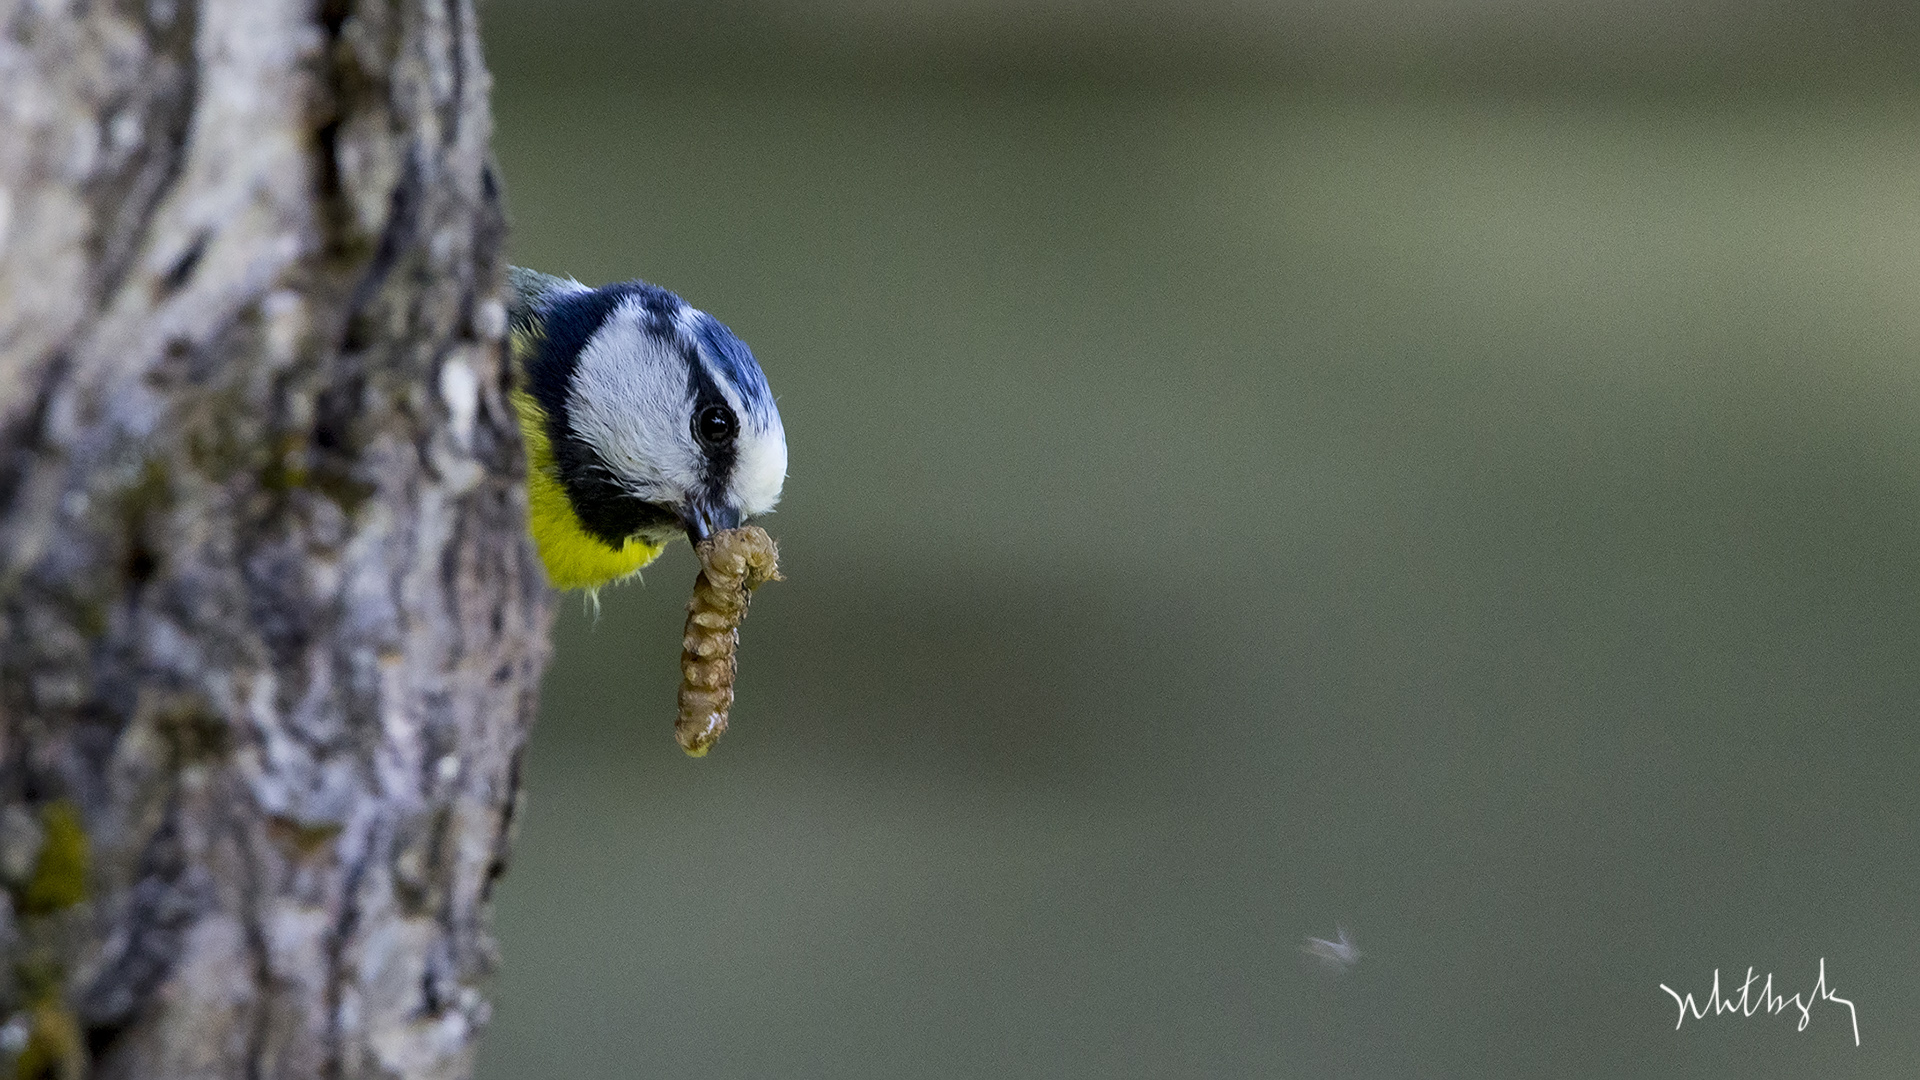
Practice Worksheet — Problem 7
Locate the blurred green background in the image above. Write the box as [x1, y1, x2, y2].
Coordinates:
[474, 3, 1920, 1076]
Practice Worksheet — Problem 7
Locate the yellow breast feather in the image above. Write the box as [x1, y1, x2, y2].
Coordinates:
[512, 386, 663, 591]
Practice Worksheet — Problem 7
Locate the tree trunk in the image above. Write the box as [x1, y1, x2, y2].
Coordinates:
[0, 2, 551, 1078]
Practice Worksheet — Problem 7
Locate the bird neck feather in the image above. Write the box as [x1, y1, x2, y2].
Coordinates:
[512, 388, 662, 591]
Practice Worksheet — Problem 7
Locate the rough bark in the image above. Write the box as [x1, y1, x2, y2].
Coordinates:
[0, 2, 551, 1078]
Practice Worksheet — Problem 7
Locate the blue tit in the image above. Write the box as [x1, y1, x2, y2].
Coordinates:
[505, 266, 787, 592]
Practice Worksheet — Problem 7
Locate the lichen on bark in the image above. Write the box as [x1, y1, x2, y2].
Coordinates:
[0, 2, 552, 1078]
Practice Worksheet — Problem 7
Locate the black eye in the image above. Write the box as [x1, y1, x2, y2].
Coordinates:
[694, 404, 737, 447]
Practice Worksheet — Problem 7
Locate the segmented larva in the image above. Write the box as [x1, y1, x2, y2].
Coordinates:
[677, 525, 782, 756]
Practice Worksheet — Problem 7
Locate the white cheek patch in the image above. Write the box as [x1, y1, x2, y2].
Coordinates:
[730, 419, 788, 517]
[565, 300, 701, 504]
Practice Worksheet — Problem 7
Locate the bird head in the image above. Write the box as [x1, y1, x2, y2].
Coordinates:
[512, 271, 786, 553]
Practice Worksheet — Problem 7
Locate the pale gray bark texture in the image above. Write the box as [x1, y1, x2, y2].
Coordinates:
[0, 2, 552, 1078]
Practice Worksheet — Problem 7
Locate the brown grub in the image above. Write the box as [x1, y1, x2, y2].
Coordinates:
[677, 525, 782, 756]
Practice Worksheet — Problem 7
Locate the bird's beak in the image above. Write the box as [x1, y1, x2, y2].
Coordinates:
[679, 495, 742, 545]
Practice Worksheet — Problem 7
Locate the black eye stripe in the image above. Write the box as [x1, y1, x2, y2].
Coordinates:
[678, 342, 740, 499]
